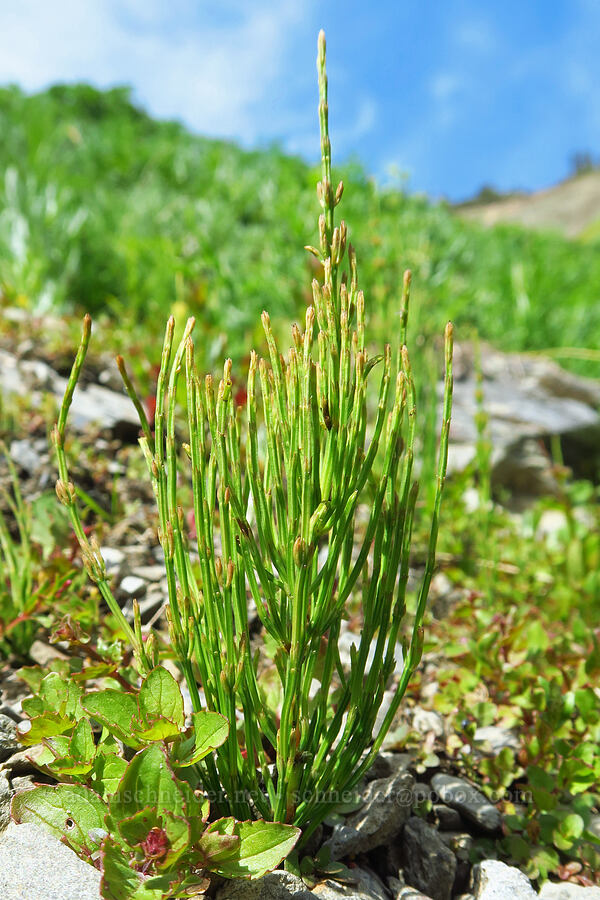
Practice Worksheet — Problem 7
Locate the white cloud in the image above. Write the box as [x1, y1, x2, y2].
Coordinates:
[0, 0, 313, 143]
[430, 73, 462, 103]
[454, 18, 496, 54]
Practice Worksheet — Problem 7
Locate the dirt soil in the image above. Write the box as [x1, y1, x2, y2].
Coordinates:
[457, 170, 600, 238]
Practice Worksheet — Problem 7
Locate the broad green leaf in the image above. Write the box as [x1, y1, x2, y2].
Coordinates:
[11, 784, 107, 857]
[38, 672, 82, 718]
[102, 834, 182, 898]
[195, 829, 239, 867]
[531, 787, 557, 812]
[43, 734, 72, 758]
[90, 748, 129, 799]
[138, 667, 184, 729]
[132, 877, 179, 900]
[101, 838, 144, 900]
[16, 713, 74, 746]
[205, 818, 300, 879]
[134, 717, 182, 743]
[108, 745, 186, 825]
[171, 710, 229, 768]
[70, 718, 96, 763]
[526, 765, 554, 792]
[82, 690, 142, 748]
[48, 756, 96, 777]
[553, 813, 585, 851]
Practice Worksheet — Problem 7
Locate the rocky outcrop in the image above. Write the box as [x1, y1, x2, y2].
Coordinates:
[445, 342, 600, 496]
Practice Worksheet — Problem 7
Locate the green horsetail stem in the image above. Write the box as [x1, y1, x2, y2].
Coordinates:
[56, 31, 453, 840]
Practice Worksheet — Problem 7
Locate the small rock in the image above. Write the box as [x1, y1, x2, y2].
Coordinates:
[313, 866, 389, 900]
[123, 590, 165, 624]
[1, 750, 38, 777]
[433, 804, 463, 831]
[473, 725, 519, 753]
[214, 870, 312, 899]
[337, 627, 404, 679]
[401, 817, 457, 900]
[538, 885, 600, 899]
[373, 690, 397, 735]
[131, 564, 166, 582]
[326, 769, 414, 858]
[412, 707, 444, 738]
[119, 575, 147, 597]
[0, 822, 102, 899]
[412, 781, 431, 804]
[365, 752, 413, 782]
[437, 832, 473, 861]
[398, 892, 435, 900]
[0, 715, 19, 762]
[9, 439, 43, 475]
[0, 772, 10, 831]
[8, 775, 35, 794]
[28, 641, 68, 667]
[431, 773, 501, 833]
[99, 545, 125, 573]
[388, 875, 405, 898]
[471, 860, 536, 900]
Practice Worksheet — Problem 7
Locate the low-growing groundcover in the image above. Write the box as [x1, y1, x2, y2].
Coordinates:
[11, 32, 455, 898]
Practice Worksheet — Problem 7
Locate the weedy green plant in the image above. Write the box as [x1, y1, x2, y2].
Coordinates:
[422, 471, 600, 884]
[0, 442, 82, 658]
[13, 665, 299, 898]
[16, 31, 452, 885]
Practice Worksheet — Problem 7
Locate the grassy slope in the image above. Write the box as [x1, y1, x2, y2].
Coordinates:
[1, 83, 600, 374]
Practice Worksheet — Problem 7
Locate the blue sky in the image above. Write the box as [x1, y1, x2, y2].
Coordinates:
[0, 0, 598, 200]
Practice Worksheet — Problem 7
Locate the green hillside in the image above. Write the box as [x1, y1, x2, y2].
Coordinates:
[1, 83, 600, 372]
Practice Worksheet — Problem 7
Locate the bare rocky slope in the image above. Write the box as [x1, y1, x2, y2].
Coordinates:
[457, 170, 600, 239]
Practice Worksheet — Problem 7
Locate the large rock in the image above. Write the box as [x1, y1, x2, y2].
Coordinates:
[400, 817, 456, 900]
[0, 822, 101, 900]
[444, 342, 600, 494]
[470, 860, 536, 900]
[538, 884, 600, 899]
[430, 773, 501, 834]
[0, 347, 140, 440]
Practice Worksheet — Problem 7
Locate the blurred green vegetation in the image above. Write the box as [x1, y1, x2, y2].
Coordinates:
[1, 83, 600, 374]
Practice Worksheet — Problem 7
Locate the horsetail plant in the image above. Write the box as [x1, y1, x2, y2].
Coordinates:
[50, 30, 453, 854]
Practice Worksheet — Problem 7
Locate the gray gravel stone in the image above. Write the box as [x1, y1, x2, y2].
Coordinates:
[131, 564, 167, 582]
[313, 866, 389, 899]
[119, 574, 147, 597]
[401, 817, 457, 900]
[473, 725, 519, 753]
[214, 870, 313, 899]
[0, 772, 11, 831]
[431, 773, 501, 833]
[471, 860, 536, 900]
[0, 714, 19, 762]
[9, 439, 44, 474]
[538, 885, 600, 899]
[0, 822, 101, 899]
[433, 804, 463, 831]
[325, 769, 414, 859]
[412, 707, 444, 738]
[437, 831, 473, 861]
[1, 749, 38, 776]
[99, 545, 125, 572]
